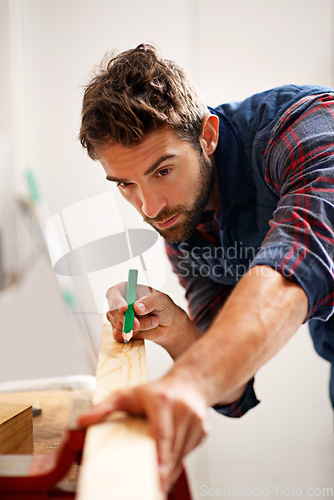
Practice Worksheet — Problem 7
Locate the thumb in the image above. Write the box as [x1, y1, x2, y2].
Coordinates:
[77, 390, 143, 427]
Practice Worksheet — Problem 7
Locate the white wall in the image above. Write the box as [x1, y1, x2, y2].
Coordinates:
[197, 0, 334, 104]
[0, 1, 333, 498]
[0, 0, 16, 283]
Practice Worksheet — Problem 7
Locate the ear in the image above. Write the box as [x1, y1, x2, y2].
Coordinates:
[199, 114, 219, 155]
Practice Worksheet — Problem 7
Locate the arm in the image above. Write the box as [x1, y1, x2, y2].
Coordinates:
[79, 266, 307, 493]
[168, 265, 307, 406]
[164, 240, 259, 414]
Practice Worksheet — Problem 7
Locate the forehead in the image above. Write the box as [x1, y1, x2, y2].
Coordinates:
[96, 127, 190, 171]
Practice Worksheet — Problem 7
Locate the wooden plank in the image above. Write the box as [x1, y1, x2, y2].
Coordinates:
[77, 323, 164, 500]
[0, 404, 33, 454]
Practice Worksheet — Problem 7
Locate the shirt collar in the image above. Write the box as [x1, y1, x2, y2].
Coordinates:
[196, 209, 220, 233]
[208, 106, 255, 213]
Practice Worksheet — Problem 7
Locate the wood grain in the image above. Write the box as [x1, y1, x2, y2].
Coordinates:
[77, 323, 165, 500]
[0, 404, 33, 454]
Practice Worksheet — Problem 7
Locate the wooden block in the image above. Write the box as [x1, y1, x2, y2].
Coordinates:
[0, 404, 33, 454]
[77, 323, 165, 500]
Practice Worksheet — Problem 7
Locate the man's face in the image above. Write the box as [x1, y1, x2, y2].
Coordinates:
[97, 127, 216, 243]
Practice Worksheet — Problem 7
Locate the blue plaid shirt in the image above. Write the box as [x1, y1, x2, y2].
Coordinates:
[166, 85, 334, 416]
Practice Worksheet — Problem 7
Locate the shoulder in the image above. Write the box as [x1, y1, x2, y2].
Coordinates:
[212, 84, 334, 130]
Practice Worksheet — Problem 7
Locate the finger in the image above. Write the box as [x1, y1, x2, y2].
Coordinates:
[163, 403, 210, 491]
[106, 309, 126, 328]
[135, 315, 160, 332]
[148, 406, 175, 493]
[165, 426, 205, 494]
[112, 326, 124, 343]
[164, 410, 193, 489]
[167, 463, 184, 494]
[107, 307, 142, 332]
[106, 313, 124, 334]
[134, 291, 171, 316]
[119, 315, 159, 341]
[166, 409, 210, 491]
[113, 316, 147, 343]
[111, 314, 159, 343]
[136, 284, 154, 300]
[77, 397, 119, 427]
[106, 282, 128, 310]
[77, 389, 144, 427]
[178, 415, 209, 459]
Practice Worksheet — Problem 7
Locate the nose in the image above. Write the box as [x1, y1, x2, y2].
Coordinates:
[140, 186, 167, 219]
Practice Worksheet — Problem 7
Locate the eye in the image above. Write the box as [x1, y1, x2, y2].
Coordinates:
[157, 168, 171, 178]
[117, 181, 133, 188]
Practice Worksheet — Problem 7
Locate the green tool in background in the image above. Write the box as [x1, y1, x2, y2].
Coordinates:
[122, 269, 138, 343]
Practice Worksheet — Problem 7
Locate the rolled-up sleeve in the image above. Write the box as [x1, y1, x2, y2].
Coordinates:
[251, 94, 334, 321]
[213, 378, 260, 418]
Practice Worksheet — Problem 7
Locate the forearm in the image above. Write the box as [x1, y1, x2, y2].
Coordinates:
[167, 266, 308, 406]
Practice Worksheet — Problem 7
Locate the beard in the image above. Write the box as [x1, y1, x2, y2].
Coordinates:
[143, 152, 215, 243]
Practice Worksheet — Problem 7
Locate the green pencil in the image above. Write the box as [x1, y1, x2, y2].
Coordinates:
[122, 269, 138, 343]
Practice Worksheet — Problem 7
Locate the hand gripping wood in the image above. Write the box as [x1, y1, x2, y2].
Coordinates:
[77, 323, 192, 500]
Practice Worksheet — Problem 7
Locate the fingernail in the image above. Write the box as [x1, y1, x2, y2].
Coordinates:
[152, 317, 159, 328]
[136, 302, 146, 313]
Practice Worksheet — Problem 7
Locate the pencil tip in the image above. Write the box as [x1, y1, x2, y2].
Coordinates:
[122, 330, 133, 343]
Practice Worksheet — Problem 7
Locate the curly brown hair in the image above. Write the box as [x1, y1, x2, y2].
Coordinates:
[79, 44, 208, 159]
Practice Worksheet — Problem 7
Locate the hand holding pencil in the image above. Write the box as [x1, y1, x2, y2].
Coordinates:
[105, 274, 203, 359]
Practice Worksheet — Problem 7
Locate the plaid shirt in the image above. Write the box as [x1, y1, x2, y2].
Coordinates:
[165, 86, 334, 417]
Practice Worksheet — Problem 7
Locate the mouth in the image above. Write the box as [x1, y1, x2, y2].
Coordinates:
[155, 214, 180, 229]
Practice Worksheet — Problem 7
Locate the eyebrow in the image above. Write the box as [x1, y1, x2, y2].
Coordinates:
[106, 153, 176, 183]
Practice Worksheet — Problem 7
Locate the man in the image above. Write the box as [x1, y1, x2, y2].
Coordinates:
[78, 44, 334, 492]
